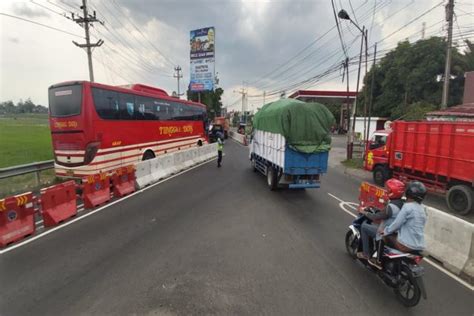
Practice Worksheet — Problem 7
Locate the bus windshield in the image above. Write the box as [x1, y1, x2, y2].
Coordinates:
[49, 84, 82, 117]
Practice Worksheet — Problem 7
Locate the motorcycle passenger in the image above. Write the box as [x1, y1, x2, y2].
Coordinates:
[357, 179, 405, 267]
[382, 181, 428, 254]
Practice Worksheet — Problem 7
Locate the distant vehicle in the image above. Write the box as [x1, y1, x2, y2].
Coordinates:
[238, 122, 246, 134]
[365, 121, 474, 215]
[212, 116, 229, 139]
[208, 124, 224, 143]
[48, 81, 208, 178]
[249, 99, 333, 190]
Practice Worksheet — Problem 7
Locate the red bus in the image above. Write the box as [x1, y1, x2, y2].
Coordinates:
[48, 81, 208, 177]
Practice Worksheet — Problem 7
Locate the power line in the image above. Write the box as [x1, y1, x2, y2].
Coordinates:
[249, 0, 400, 91]
[110, 0, 177, 68]
[0, 12, 83, 38]
[90, 1, 172, 74]
[30, 0, 72, 19]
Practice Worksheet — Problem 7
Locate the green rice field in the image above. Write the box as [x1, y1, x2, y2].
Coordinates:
[0, 114, 53, 168]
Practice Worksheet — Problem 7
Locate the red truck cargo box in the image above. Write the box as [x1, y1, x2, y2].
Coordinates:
[389, 121, 474, 183]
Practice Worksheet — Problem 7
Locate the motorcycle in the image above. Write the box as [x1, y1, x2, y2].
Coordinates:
[345, 207, 427, 307]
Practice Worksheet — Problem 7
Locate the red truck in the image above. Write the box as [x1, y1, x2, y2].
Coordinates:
[365, 120, 474, 215]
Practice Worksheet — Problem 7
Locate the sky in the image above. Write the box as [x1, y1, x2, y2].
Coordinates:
[0, 0, 473, 112]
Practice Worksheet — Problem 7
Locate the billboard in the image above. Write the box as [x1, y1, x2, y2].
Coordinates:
[190, 58, 215, 91]
[190, 27, 215, 91]
[190, 27, 215, 59]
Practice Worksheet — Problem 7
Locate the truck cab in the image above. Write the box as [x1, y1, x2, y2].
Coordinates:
[364, 130, 392, 186]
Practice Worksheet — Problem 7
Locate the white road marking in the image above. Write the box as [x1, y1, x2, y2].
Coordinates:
[0, 158, 217, 255]
[327, 192, 474, 291]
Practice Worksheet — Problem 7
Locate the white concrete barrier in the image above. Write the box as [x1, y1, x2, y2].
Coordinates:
[135, 144, 217, 189]
[229, 131, 248, 146]
[149, 156, 167, 182]
[135, 160, 152, 188]
[424, 206, 474, 280]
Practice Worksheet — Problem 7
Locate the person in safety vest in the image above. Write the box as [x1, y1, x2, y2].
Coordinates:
[217, 132, 224, 168]
[357, 179, 406, 269]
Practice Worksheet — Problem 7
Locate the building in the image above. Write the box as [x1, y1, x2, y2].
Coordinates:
[288, 90, 357, 130]
[427, 71, 474, 122]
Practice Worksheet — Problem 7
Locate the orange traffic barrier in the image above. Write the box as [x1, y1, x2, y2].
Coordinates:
[0, 192, 35, 247]
[112, 165, 136, 198]
[359, 181, 388, 211]
[40, 181, 77, 227]
[82, 173, 111, 209]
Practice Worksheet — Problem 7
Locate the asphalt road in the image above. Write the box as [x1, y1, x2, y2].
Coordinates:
[0, 140, 472, 315]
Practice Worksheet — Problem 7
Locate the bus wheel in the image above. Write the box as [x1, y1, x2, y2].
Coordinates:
[142, 150, 155, 161]
[197, 140, 203, 147]
[446, 185, 473, 215]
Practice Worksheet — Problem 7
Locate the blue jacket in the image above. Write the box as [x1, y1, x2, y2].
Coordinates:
[384, 201, 427, 250]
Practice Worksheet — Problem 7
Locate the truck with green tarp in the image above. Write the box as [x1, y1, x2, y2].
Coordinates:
[249, 99, 335, 190]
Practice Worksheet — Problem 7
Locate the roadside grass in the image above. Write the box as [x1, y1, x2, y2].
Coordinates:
[0, 114, 53, 168]
[341, 158, 364, 169]
[0, 169, 61, 198]
[0, 114, 61, 198]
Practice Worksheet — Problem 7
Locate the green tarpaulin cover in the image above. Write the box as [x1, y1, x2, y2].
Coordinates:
[253, 99, 335, 153]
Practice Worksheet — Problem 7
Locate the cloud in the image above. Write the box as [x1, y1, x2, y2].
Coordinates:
[1, 0, 472, 107]
[11, 2, 50, 18]
[8, 37, 19, 44]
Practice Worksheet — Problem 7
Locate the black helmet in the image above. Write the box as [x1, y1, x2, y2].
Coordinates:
[405, 181, 427, 202]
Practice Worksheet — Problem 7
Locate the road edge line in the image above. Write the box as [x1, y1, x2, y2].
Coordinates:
[0, 157, 217, 255]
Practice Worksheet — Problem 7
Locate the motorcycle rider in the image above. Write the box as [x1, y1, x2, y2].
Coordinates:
[381, 181, 428, 253]
[357, 179, 405, 268]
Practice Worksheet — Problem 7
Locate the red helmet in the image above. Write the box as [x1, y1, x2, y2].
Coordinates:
[385, 179, 405, 199]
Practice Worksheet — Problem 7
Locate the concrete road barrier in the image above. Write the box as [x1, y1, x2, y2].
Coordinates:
[135, 160, 152, 188]
[424, 206, 474, 282]
[135, 144, 217, 189]
[229, 131, 248, 146]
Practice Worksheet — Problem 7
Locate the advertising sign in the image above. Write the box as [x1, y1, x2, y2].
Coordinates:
[190, 58, 215, 91]
[190, 27, 215, 91]
[190, 27, 215, 59]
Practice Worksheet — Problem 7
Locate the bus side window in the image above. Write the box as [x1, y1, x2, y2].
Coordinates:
[119, 93, 135, 120]
[92, 87, 119, 120]
[136, 96, 155, 120]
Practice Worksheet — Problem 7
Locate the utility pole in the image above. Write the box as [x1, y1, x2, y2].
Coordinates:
[441, 0, 455, 109]
[344, 58, 352, 160]
[174, 66, 183, 97]
[72, 0, 103, 82]
[263, 91, 266, 106]
[421, 22, 426, 39]
[234, 87, 247, 122]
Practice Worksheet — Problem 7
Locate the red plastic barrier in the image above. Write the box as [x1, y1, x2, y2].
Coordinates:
[82, 173, 111, 209]
[40, 181, 77, 227]
[112, 165, 136, 198]
[359, 182, 388, 211]
[0, 192, 35, 247]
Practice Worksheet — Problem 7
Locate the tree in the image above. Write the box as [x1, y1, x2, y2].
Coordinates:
[358, 37, 469, 120]
[391, 101, 438, 121]
[18, 98, 36, 113]
[0, 100, 15, 114]
[187, 87, 224, 120]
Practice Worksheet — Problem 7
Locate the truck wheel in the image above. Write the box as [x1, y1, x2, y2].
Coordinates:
[267, 166, 278, 191]
[373, 165, 389, 186]
[446, 185, 473, 215]
[251, 158, 257, 172]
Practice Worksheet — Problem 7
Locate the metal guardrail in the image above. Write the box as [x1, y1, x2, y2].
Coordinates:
[0, 160, 54, 180]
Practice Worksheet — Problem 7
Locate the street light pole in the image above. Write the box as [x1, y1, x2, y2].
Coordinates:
[338, 9, 367, 160]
